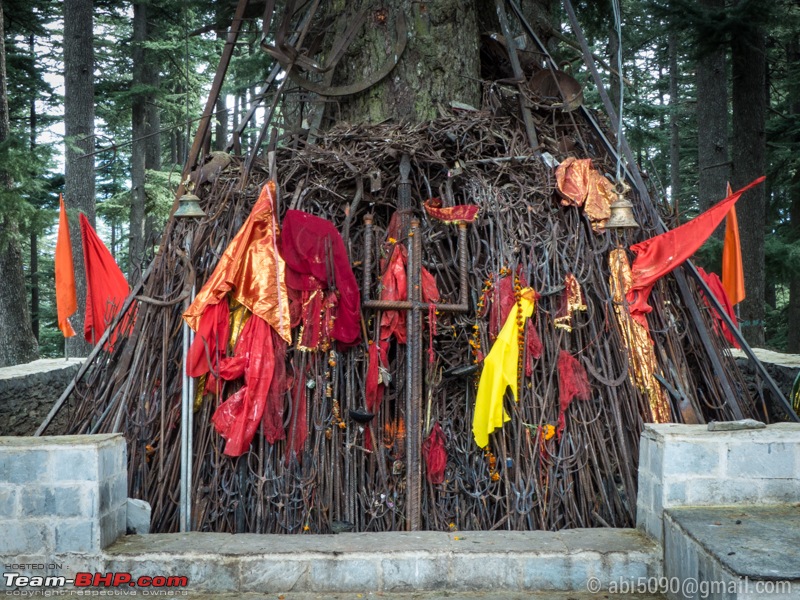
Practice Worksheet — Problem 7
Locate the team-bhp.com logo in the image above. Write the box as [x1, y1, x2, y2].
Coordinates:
[4, 572, 188, 589]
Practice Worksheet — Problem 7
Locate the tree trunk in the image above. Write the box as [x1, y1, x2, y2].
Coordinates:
[330, 0, 481, 124]
[64, 0, 96, 357]
[731, 17, 766, 346]
[696, 0, 729, 220]
[214, 94, 227, 150]
[29, 33, 39, 343]
[786, 38, 800, 352]
[0, 0, 39, 366]
[668, 30, 680, 204]
[30, 231, 38, 341]
[130, 1, 161, 279]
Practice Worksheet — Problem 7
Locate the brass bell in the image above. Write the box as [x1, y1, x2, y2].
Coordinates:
[174, 193, 206, 219]
[605, 182, 640, 230]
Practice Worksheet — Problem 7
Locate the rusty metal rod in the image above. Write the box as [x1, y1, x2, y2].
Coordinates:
[495, 0, 539, 150]
[363, 300, 469, 312]
[406, 218, 423, 531]
[363, 214, 374, 301]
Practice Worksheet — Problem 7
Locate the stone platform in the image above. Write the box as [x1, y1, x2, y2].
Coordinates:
[103, 529, 660, 594]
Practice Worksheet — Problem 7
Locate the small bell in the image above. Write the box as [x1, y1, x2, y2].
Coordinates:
[605, 181, 640, 230]
[174, 193, 206, 219]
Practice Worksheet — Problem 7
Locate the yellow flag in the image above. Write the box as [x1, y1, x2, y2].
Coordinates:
[472, 288, 535, 448]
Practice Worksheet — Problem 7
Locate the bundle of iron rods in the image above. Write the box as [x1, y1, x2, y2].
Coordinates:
[59, 109, 756, 534]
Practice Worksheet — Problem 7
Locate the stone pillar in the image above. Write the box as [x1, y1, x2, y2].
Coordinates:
[0, 434, 127, 588]
[636, 423, 800, 543]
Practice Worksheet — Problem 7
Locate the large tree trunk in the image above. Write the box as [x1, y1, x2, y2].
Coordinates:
[329, 0, 481, 124]
[696, 0, 729, 217]
[0, 0, 39, 366]
[64, 0, 96, 356]
[731, 17, 766, 346]
[130, 1, 161, 279]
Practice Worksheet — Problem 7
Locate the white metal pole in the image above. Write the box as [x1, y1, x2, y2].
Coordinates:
[180, 232, 193, 532]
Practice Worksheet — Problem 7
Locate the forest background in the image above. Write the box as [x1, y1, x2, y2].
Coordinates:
[0, 0, 797, 366]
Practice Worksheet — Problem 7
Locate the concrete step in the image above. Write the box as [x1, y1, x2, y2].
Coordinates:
[664, 505, 800, 600]
[103, 529, 661, 594]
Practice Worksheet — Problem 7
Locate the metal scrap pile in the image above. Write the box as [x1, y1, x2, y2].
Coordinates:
[58, 103, 758, 534]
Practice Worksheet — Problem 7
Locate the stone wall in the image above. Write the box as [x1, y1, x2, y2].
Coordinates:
[0, 358, 83, 436]
[636, 422, 800, 543]
[0, 434, 127, 589]
[730, 348, 800, 414]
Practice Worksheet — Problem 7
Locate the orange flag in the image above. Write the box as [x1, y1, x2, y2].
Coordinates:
[55, 195, 77, 337]
[80, 213, 131, 347]
[722, 183, 746, 305]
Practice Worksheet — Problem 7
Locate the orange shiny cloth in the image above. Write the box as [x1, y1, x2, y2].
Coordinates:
[555, 157, 614, 231]
[608, 249, 670, 423]
[184, 182, 291, 343]
[626, 177, 765, 328]
[722, 183, 745, 305]
[55, 195, 77, 337]
[553, 273, 587, 332]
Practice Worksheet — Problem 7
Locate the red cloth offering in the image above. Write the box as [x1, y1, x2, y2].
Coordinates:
[380, 245, 409, 344]
[211, 315, 279, 456]
[422, 422, 447, 484]
[280, 209, 361, 348]
[696, 267, 740, 349]
[556, 351, 591, 439]
[626, 177, 765, 328]
[186, 300, 230, 380]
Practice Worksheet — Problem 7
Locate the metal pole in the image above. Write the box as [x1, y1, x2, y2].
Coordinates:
[180, 232, 194, 532]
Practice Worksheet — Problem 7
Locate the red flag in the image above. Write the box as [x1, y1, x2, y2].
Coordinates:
[55, 195, 77, 337]
[626, 177, 765, 327]
[79, 213, 131, 347]
[722, 183, 745, 306]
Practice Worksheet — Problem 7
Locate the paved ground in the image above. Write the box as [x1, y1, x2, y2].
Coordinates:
[178, 593, 666, 599]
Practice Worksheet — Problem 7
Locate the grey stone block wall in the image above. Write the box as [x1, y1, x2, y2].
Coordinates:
[0, 358, 83, 436]
[636, 423, 800, 543]
[0, 434, 126, 590]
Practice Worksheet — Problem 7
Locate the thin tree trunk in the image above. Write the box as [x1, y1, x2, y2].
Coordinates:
[29, 34, 39, 342]
[696, 0, 729, 227]
[30, 231, 38, 341]
[786, 38, 800, 352]
[668, 30, 681, 203]
[130, 1, 161, 279]
[64, 0, 96, 356]
[731, 18, 766, 346]
[0, 0, 39, 365]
